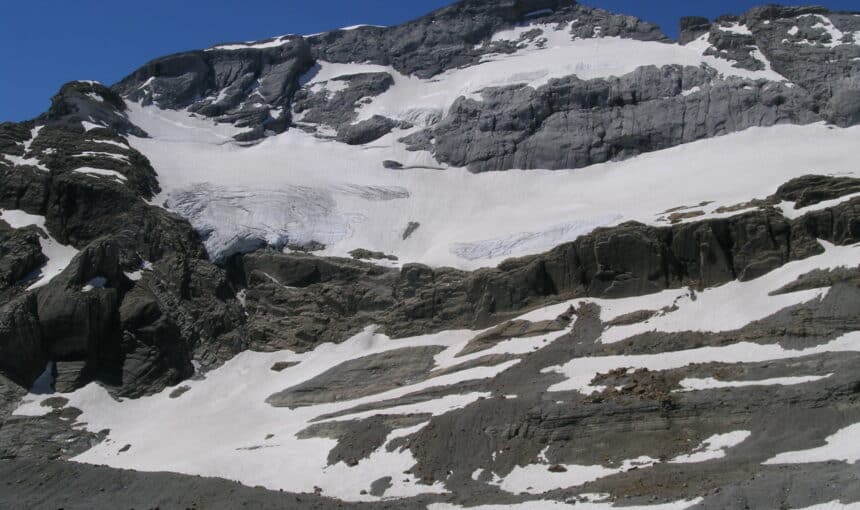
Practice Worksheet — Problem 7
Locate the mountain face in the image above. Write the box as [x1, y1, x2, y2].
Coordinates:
[1, 0, 860, 508]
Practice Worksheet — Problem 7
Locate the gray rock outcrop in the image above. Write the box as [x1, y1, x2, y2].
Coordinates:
[406, 64, 819, 172]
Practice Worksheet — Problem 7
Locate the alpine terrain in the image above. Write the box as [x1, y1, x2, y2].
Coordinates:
[2, 0, 860, 508]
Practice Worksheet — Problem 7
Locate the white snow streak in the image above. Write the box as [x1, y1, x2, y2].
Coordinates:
[678, 374, 832, 391]
[765, 423, 860, 465]
[73, 167, 128, 182]
[669, 431, 752, 463]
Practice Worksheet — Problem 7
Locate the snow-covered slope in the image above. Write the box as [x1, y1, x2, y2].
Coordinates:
[128, 98, 858, 266]
[111, 2, 860, 264]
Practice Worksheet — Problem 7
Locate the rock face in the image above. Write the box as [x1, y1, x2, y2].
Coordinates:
[115, 37, 315, 141]
[0, 91, 245, 398]
[0, 224, 44, 294]
[684, 6, 860, 127]
[410, 65, 819, 171]
[2, 1, 860, 508]
[392, 4, 860, 172]
[293, 72, 396, 140]
[40, 81, 148, 137]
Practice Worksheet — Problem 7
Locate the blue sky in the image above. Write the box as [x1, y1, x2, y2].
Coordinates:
[1, 0, 858, 122]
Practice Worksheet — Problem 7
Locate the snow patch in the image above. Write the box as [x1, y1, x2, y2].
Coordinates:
[92, 139, 129, 149]
[799, 14, 848, 48]
[720, 22, 753, 35]
[494, 456, 658, 494]
[81, 120, 105, 132]
[1, 126, 49, 171]
[82, 277, 108, 292]
[669, 431, 752, 463]
[765, 423, 860, 465]
[27, 237, 79, 290]
[73, 167, 128, 182]
[208, 35, 294, 51]
[340, 24, 386, 31]
[778, 192, 860, 220]
[681, 86, 701, 96]
[124, 261, 153, 282]
[678, 374, 832, 391]
[0, 209, 46, 230]
[73, 151, 130, 163]
[792, 502, 860, 510]
[685, 33, 787, 82]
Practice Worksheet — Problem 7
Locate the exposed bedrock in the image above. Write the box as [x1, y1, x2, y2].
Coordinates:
[0, 233, 244, 398]
[53, 2, 860, 160]
[293, 72, 395, 128]
[114, 37, 315, 141]
[0, 222, 45, 298]
[775, 173, 860, 208]
[1, 122, 159, 202]
[39, 81, 147, 137]
[0, 123, 245, 397]
[405, 65, 821, 172]
[678, 6, 860, 126]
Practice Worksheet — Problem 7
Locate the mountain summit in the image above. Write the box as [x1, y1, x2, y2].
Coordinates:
[1, 1, 860, 508]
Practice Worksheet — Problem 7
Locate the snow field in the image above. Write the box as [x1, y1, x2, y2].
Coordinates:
[125, 98, 860, 269]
